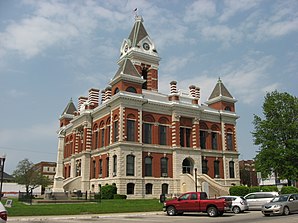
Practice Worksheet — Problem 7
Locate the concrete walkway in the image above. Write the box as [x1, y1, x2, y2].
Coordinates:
[9, 211, 164, 221]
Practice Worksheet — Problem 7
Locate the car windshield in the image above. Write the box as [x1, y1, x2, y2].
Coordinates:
[271, 195, 288, 202]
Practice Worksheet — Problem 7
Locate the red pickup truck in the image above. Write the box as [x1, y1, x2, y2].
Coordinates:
[163, 192, 230, 217]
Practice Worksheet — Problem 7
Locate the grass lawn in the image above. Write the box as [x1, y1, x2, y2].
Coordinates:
[3, 198, 163, 216]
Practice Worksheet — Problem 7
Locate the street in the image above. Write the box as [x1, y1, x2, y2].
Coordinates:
[9, 211, 298, 223]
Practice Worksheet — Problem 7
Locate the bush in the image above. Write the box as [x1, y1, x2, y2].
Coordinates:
[113, 194, 127, 199]
[229, 186, 250, 196]
[281, 186, 298, 194]
[249, 186, 260, 193]
[261, 186, 278, 192]
[101, 184, 117, 199]
[94, 193, 101, 200]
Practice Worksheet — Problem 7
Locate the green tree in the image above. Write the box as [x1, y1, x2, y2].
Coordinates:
[13, 159, 51, 195]
[252, 91, 298, 185]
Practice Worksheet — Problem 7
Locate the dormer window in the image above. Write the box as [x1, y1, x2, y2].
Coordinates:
[225, 106, 231, 111]
[126, 87, 137, 93]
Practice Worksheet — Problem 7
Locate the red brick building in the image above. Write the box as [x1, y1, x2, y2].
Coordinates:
[53, 16, 240, 198]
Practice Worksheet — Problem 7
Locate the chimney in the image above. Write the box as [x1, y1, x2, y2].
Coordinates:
[88, 88, 100, 108]
[101, 90, 106, 103]
[78, 96, 88, 112]
[170, 81, 178, 94]
[189, 85, 196, 97]
[105, 86, 112, 101]
[195, 87, 200, 99]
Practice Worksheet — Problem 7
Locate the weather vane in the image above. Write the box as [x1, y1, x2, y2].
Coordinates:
[133, 8, 138, 17]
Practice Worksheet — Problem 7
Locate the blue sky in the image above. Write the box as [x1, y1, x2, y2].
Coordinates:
[0, 0, 297, 174]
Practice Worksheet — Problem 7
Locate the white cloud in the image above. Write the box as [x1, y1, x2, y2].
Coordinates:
[184, 0, 217, 22]
[162, 53, 194, 74]
[219, 0, 260, 22]
[201, 25, 242, 47]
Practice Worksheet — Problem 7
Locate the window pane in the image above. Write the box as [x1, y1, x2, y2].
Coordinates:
[106, 157, 109, 177]
[162, 183, 168, 194]
[113, 155, 117, 176]
[127, 120, 135, 141]
[186, 128, 191, 147]
[214, 160, 220, 178]
[126, 155, 135, 176]
[101, 128, 105, 147]
[202, 160, 208, 174]
[159, 125, 167, 145]
[145, 157, 152, 176]
[114, 121, 119, 142]
[212, 132, 217, 149]
[145, 183, 153, 194]
[227, 133, 233, 150]
[143, 123, 152, 144]
[229, 161, 235, 178]
[180, 128, 184, 147]
[127, 183, 135, 194]
[200, 131, 206, 149]
[161, 158, 168, 177]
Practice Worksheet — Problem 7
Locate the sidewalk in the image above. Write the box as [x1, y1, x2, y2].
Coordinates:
[9, 211, 164, 221]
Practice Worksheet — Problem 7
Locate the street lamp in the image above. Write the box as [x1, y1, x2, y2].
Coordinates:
[0, 155, 6, 200]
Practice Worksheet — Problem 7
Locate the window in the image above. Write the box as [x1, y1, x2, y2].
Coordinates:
[145, 183, 153, 194]
[214, 160, 220, 178]
[99, 159, 103, 176]
[107, 125, 110, 145]
[182, 158, 193, 174]
[127, 120, 135, 141]
[114, 88, 119, 94]
[180, 127, 191, 147]
[114, 121, 119, 142]
[143, 123, 152, 144]
[145, 156, 152, 176]
[229, 161, 235, 178]
[225, 106, 231, 111]
[126, 87, 137, 93]
[162, 183, 168, 195]
[227, 133, 233, 150]
[200, 131, 206, 149]
[161, 157, 168, 177]
[159, 125, 167, 145]
[191, 193, 197, 200]
[106, 157, 109, 177]
[92, 160, 96, 178]
[95, 131, 98, 149]
[100, 128, 105, 147]
[179, 193, 190, 200]
[211, 132, 218, 150]
[142, 67, 148, 89]
[126, 155, 135, 176]
[127, 183, 135, 194]
[202, 159, 208, 174]
[113, 155, 117, 176]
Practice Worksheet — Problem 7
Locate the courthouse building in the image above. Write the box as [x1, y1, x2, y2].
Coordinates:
[53, 16, 240, 198]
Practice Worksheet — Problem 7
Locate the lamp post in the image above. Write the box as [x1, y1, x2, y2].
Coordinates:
[0, 155, 6, 201]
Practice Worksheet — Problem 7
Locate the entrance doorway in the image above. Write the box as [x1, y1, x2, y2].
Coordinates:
[182, 158, 193, 175]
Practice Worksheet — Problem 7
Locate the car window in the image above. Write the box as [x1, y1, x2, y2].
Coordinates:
[245, 194, 255, 199]
[272, 195, 288, 202]
[240, 196, 246, 200]
[190, 193, 197, 200]
[232, 197, 237, 201]
[289, 195, 296, 201]
[180, 193, 190, 200]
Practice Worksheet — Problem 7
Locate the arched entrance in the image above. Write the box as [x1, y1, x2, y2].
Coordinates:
[182, 158, 193, 175]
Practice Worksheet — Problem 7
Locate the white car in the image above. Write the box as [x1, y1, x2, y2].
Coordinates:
[219, 196, 248, 214]
[0, 202, 7, 223]
[244, 192, 279, 210]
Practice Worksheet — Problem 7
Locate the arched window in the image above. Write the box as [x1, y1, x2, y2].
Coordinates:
[99, 159, 103, 177]
[127, 183, 135, 194]
[113, 116, 119, 142]
[200, 122, 208, 149]
[92, 160, 96, 179]
[227, 129, 233, 151]
[214, 160, 220, 178]
[141, 67, 148, 89]
[126, 155, 135, 176]
[182, 158, 193, 174]
[145, 183, 153, 194]
[162, 183, 168, 195]
[145, 156, 152, 176]
[229, 161, 235, 178]
[225, 106, 231, 111]
[106, 157, 109, 177]
[114, 88, 119, 94]
[161, 157, 168, 177]
[202, 159, 208, 174]
[126, 87, 137, 93]
[211, 125, 219, 150]
[113, 155, 117, 176]
[127, 114, 136, 142]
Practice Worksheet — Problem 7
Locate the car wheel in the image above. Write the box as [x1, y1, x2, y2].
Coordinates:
[283, 206, 290, 216]
[207, 206, 218, 217]
[232, 206, 241, 214]
[166, 206, 177, 216]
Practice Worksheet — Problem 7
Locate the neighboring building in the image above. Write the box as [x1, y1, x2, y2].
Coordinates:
[33, 161, 56, 181]
[53, 16, 240, 198]
[239, 160, 258, 186]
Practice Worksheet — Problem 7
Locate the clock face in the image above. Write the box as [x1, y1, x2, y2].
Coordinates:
[143, 42, 150, 50]
[124, 44, 128, 53]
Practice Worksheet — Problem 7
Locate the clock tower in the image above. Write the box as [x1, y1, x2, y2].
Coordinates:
[116, 15, 160, 92]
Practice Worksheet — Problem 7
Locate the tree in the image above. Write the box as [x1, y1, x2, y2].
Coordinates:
[13, 159, 51, 195]
[252, 91, 298, 185]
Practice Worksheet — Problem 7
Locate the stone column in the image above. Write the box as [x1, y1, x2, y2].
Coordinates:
[53, 130, 65, 193]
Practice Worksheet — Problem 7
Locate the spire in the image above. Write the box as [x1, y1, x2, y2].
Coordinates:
[128, 16, 149, 48]
[61, 98, 77, 116]
[208, 77, 233, 100]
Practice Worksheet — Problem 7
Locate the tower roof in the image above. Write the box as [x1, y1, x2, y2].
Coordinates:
[61, 98, 77, 116]
[208, 78, 233, 100]
[114, 58, 141, 79]
[128, 16, 149, 47]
